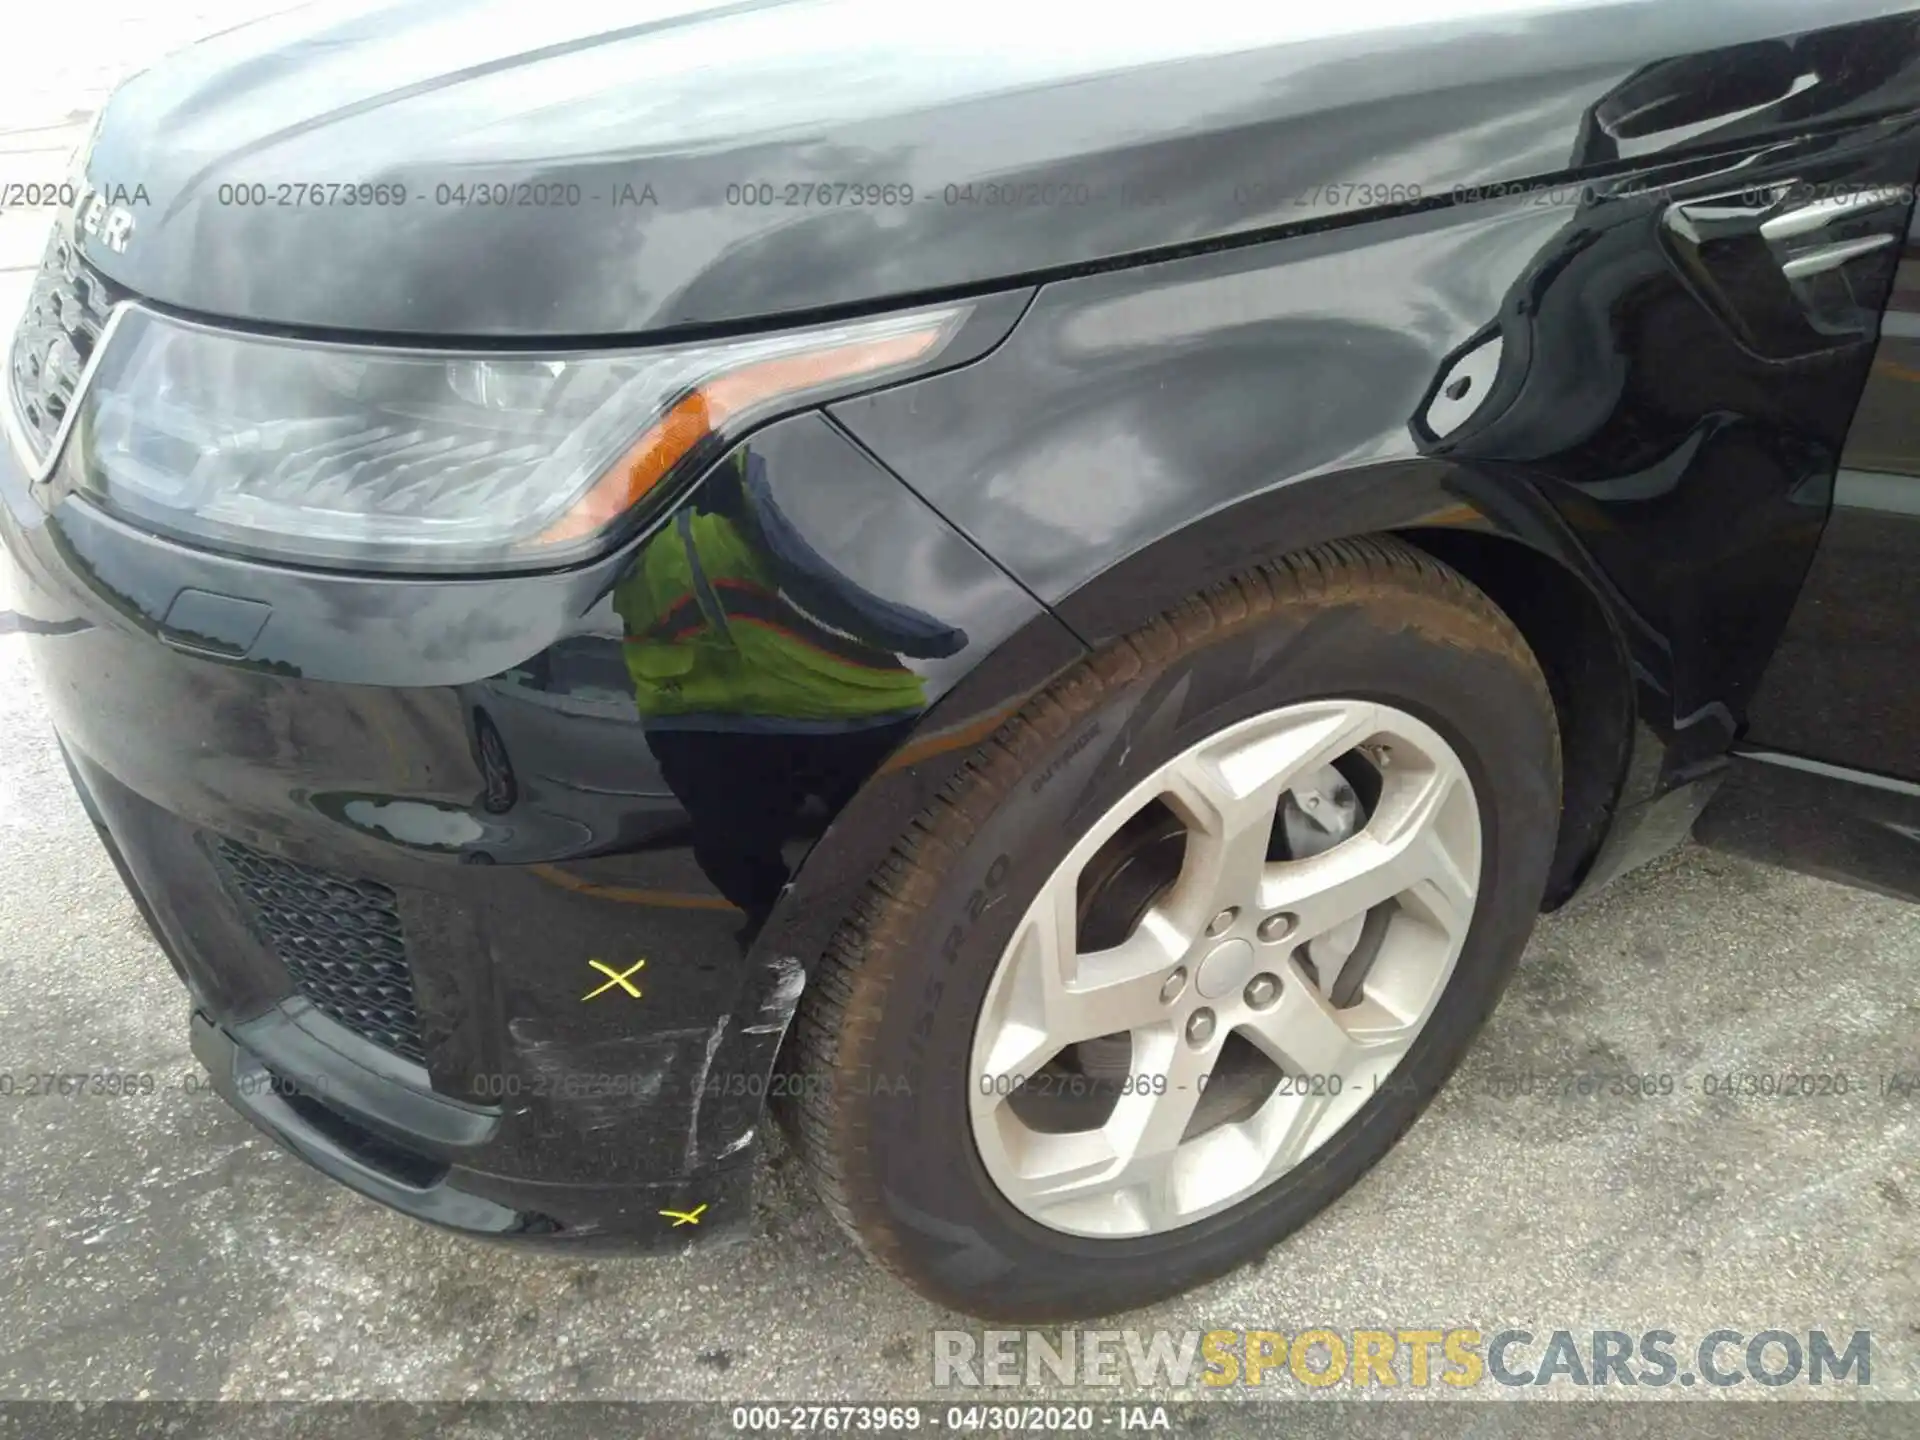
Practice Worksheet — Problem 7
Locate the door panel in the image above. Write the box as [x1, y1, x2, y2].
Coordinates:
[1745, 207, 1920, 780]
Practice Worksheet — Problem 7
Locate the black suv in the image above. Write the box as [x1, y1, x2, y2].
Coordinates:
[8, 0, 1920, 1319]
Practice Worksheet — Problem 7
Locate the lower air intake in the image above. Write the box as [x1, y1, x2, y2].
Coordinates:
[210, 837, 427, 1066]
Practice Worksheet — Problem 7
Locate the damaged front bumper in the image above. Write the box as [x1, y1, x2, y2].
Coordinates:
[0, 401, 1041, 1249]
[56, 687, 783, 1251]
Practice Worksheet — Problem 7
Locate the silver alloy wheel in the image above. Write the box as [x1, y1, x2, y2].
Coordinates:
[967, 699, 1483, 1238]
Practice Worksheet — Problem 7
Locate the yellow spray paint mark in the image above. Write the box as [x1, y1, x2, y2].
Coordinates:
[582, 957, 646, 1001]
[660, 1204, 707, 1227]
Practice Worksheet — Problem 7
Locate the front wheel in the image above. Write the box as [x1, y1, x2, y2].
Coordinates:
[788, 537, 1560, 1319]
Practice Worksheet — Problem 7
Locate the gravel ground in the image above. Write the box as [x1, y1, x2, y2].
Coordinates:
[0, 0, 1917, 1422]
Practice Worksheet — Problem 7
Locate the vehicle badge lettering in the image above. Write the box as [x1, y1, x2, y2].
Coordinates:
[72, 182, 137, 254]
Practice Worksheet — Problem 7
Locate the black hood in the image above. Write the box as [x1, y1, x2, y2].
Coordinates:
[73, 0, 1920, 339]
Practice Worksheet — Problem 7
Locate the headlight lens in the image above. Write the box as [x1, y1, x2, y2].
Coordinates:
[62, 303, 963, 573]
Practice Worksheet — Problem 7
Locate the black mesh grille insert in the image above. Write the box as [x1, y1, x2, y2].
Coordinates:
[210, 838, 427, 1066]
[8, 225, 122, 460]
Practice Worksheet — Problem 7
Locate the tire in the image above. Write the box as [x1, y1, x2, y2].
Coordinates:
[787, 536, 1560, 1319]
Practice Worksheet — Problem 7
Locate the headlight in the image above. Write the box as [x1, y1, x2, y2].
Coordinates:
[59, 303, 964, 573]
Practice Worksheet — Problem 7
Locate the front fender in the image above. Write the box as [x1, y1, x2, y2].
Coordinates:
[833, 119, 1920, 769]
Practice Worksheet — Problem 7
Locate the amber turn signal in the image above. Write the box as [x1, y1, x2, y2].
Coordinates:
[537, 325, 951, 545]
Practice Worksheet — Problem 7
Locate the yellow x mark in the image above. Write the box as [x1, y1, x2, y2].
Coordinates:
[582, 957, 646, 1001]
[660, 1203, 707, 1227]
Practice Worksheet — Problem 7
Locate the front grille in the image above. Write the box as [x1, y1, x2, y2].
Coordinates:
[7, 225, 121, 461]
[210, 838, 427, 1066]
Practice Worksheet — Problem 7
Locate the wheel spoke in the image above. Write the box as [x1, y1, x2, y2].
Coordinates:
[1011, 1132, 1131, 1205]
[979, 880, 1186, 1083]
[1264, 1083, 1342, 1174]
[1239, 963, 1420, 1173]
[1106, 1028, 1213, 1173]
[1003, 1027, 1212, 1221]
[1238, 958, 1373, 1081]
[1161, 702, 1382, 921]
[1259, 760, 1474, 951]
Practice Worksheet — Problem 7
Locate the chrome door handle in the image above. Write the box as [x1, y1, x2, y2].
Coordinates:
[1779, 232, 1900, 281]
[1761, 187, 1913, 242]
